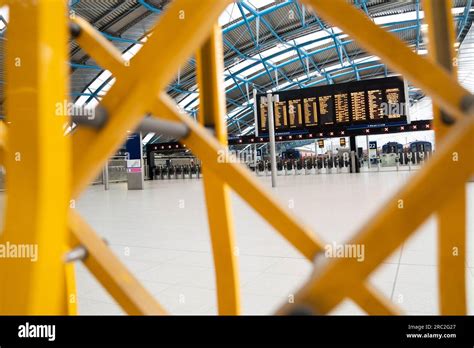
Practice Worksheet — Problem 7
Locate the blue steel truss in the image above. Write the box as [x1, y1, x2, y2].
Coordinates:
[68, 0, 473, 142]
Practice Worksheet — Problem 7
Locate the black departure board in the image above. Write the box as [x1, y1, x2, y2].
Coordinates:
[367, 89, 384, 120]
[255, 76, 407, 135]
[274, 101, 288, 130]
[385, 87, 402, 119]
[288, 99, 303, 128]
[318, 95, 334, 125]
[350, 91, 367, 122]
[303, 97, 318, 126]
[334, 93, 350, 124]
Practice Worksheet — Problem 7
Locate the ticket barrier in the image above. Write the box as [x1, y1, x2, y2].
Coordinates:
[257, 161, 265, 176]
[406, 153, 413, 170]
[295, 159, 304, 175]
[167, 166, 174, 179]
[266, 162, 271, 176]
[327, 156, 335, 174]
[152, 164, 201, 179]
[175, 165, 182, 179]
[305, 159, 315, 175]
[285, 160, 295, 175]
[417, 152, 425, 165]
[253, 157, 355, 176]
[375, 157, 381, 171]
[277, 161, 284, 176]
[189, 164, 200, 179]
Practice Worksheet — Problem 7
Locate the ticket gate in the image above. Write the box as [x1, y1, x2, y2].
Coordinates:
[285, 160, 295, 175]
[277, 161, 284, 176]
[251, 155, 358, 177]
[296, 159, 304, 175]
[151, 164, 202, 180]
[305, 159, 315, 175]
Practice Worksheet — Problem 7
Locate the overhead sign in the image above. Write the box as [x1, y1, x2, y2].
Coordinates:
[368, 141, 377, 159]
[255, 76, 409, 136]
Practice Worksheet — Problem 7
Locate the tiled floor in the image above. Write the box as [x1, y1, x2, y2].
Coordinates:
[0, 171, 472, 315]
[68, 171, 474, 315]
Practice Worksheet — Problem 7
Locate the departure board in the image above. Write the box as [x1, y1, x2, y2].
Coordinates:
[303, 97, 318, 126]
[367, 89, 384, 120]
[255, 76, 407, 135]
[259, 102, 268, 131]
[288, 99, 303, 128]
[274, 101, 288, 130]
[385, 87, 402, 119]
[318, 95, 334, 125]
[350, 91, 367, 122]
[334, 93, 350, 123]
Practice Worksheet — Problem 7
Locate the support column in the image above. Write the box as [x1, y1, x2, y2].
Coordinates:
[366, 135, 371, 169]
[349, 135, 357, 152]
[103, 162, 110, 190]
[267, 93, 277, 187]
[196, 24, 241, 315]
[253, 143, 257, 170]
[349, 135, 359, 173]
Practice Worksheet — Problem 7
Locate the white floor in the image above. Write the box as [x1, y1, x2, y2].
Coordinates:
[65, 171, 474, 315]
[0, 171, 472, 315]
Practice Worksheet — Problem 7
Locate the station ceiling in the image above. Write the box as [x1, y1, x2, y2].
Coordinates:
[0, 0, 473, 144]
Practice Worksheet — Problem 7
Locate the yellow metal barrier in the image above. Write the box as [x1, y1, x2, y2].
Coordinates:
[0, 0, 472, 316]
[0, 0, 71, 314]
[424, 0, 467, 315]
[196, 25, 241, 315]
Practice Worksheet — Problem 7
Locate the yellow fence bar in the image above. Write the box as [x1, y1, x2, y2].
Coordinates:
[196, 25, 241, 315]
[424, 0, 467, 314]
[300, 0, 473, 121]
[72, 17, 128, 77]
[69, 211, 166, 315]
[0, 121, 6, 165]
[278, 115, 474, 314]
[0, 0, 70, 314]
[65, 262, 78, 315]
[351, 283, 401, 315]
[70, 0, 232, 199]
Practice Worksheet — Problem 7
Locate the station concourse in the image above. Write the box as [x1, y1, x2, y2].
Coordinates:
[0, 0, 472, 319]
